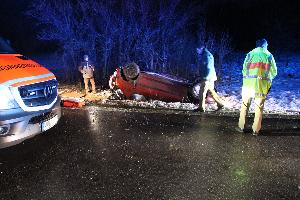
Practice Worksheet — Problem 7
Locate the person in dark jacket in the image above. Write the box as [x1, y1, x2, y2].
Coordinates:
[195, 46, 224, 112]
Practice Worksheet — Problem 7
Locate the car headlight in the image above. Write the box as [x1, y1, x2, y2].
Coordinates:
[0, 124, 10, 136]
[0, 86, 19, 109]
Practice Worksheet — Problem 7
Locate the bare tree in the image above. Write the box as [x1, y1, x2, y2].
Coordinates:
[27, 0, 231, 84]
[27, 0, 98, 82]
[157, 0, 191, 73]
[91, 1, 116, 80]
[216, 32, 232, 69]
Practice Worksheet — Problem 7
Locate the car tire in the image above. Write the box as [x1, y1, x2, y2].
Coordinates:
[123, 62, 140, 81]
[187, 83, 200, 103]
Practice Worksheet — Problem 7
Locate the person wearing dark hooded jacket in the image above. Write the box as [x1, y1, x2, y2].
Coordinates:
[195, 46, 225, 112]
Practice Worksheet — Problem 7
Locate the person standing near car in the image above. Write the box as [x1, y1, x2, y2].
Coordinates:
[78, 54, 96, 95]
[237, 39, 277, 135]
[195, 46, 225, 112]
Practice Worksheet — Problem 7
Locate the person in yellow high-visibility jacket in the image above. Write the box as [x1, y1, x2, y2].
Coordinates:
[237, 39, 277, 135]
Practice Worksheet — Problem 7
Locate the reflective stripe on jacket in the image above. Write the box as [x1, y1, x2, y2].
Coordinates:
[242, 47, 277, 98]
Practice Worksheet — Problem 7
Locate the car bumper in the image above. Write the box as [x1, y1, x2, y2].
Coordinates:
[0, 97, 61, 149]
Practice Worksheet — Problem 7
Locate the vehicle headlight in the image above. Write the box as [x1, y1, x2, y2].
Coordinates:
[0, 124, 10, 136]
[0, 86, 19, 109]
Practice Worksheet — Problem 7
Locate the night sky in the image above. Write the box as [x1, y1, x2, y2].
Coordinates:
[1, 0, 300, 54]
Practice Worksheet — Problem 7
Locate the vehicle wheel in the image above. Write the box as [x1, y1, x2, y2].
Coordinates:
[123, 62, 140, 81]
[187, 83, 200, 103]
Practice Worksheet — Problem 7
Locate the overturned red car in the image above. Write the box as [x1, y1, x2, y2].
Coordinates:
[109, 63, 199, 103]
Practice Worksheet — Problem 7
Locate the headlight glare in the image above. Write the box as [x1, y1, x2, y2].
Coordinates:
[0, 86, 19, 110]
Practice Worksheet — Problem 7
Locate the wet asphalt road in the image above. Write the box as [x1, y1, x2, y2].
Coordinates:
[0, 107, 300, 200]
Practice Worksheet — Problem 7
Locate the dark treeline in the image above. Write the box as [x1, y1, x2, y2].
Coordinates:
[2, 0, 299, 83]
[26, 0, 232, 83]
[205, 0, 300, 52]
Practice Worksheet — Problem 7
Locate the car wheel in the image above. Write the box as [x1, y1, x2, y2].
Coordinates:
[187, 83, 200, 103]
[123, 62, 140, 81]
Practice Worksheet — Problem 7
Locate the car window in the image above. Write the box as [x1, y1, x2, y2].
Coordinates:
[0, 37, 16, 54]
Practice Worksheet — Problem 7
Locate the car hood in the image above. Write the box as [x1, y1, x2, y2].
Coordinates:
[0, 54, 55, 87]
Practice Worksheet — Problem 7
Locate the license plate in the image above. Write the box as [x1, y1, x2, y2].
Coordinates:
[41, 115, 58, 132]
